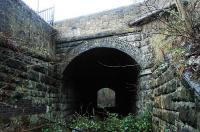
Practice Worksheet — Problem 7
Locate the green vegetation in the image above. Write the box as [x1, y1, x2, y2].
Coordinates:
[37, 112, 152, 132]
[150, 0, 200, 81]
[69, 112, 152, 132]
[41, 123, 63, 132]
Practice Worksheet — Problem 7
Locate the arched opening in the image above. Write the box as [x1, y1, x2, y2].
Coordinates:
[63, 47, 140, 116]
[97, 88, 116, 108]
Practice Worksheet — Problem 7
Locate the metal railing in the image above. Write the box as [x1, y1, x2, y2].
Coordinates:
[38, 7, 55, 25]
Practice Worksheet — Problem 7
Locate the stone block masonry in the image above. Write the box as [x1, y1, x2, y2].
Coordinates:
[54, 5, 141, 42]
[0, 0, 68, 125]
[0, 0, 199, 131]
[0, 0, 56, 57]
[0, 38, 68, 121]
[54, 1, 200, 130]
[151, 63, 200, 132]
[56, 30, 155, 114]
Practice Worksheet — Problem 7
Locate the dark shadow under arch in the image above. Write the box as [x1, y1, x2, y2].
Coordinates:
[63, 47, 140, 116]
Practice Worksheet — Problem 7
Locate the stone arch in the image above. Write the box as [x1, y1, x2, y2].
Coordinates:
[60, 40, 150, 73]
[62, 46, 142, 115]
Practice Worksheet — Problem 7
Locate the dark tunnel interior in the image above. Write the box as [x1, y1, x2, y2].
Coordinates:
[63, 48, 140, 116]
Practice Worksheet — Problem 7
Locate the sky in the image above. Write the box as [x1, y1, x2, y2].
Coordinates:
[22, 0, 143, 21]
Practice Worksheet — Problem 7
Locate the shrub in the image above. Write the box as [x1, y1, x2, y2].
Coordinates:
[70, 114, 101, 131]
[69, 112, 152, 132]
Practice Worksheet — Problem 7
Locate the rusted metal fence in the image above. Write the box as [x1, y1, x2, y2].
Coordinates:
[38, 7, 55, 25]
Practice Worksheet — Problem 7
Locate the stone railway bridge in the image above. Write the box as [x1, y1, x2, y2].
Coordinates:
[0, 0, 199, 131]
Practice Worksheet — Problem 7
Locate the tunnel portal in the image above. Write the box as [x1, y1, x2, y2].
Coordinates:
[63, 47, 140, 115]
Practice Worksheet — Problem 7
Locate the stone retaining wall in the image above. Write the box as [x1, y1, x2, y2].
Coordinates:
[0, 0, 56, 57]
[0, 0, 68, 126]
[151, 62, 200, 132]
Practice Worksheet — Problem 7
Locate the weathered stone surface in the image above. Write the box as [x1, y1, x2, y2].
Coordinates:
[154, 67, 176, 88]
[172, 86, 195, 102]
[139, 74, 152, 88]
[152, 63, 169, 79]
[54, 4, 142, 42]
[151, 61, 200, 131]
[54, 4, 200, 131]
[0, 0, 199, 131]
[0, 0, 56, 56]
[179, 108, 197, 128]
[198, 112, 200, 130]
[152, 116, 177, 132]
[126, 34, 142, 42]
[182, 71, 200, 96]
[153, 108, 179, 125]
[0, 0, 65, 124]
[56, 33, 155, 73]
[153, 79, 178, 97]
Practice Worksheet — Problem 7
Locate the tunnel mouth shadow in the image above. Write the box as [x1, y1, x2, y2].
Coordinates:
[63, 47, 140, 116]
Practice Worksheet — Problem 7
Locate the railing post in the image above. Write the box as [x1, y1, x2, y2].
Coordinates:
[37, 7, 55, 25]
